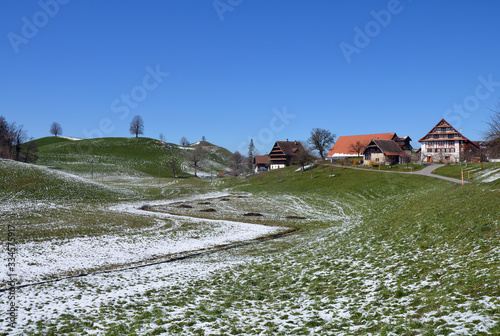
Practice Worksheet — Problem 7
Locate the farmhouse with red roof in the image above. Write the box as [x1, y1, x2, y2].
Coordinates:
[326, 133, 412, 160]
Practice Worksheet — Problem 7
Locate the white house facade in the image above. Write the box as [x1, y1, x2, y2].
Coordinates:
[419, 119, 479, 163]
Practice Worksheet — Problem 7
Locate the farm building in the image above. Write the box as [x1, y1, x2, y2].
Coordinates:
[268, 140, 305, 169]
[419, 119, 479, 163]
[253, 155, 270, 172]
[362, 139, 410, 165]
[326, 133, 412, 160]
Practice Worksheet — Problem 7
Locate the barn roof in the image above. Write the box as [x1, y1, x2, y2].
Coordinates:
[253, 155, 270, 165]
[271, 141, 305, 157]
[326, 133, 396, 157]
[363, 139, 410, 157]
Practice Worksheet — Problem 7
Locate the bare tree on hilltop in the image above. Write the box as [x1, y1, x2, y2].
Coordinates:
[129, 115, 144, 138]
[308, 128, 335, 161]
[180, 137, 190, 146]
[50, 122, 63, 137]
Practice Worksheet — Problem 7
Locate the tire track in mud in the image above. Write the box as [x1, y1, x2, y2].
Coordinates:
[0, 227, 305, 292]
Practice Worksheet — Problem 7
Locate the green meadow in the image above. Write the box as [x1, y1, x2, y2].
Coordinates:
[0, 141, 498, 335]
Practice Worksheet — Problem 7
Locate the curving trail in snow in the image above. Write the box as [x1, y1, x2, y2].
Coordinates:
[0, 192, 289, 285]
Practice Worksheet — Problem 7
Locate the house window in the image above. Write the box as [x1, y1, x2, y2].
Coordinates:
[375, 158, 379, 162]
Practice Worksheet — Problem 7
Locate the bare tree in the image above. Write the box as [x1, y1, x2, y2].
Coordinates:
[0, 116, 10, 158]
[159, 133, 166, 143]
[129, 115, 144, 138]
[22, 137, 39, 163]
[50, 122, 63, 137]
[308, 128, 335, 161]
[349, 141, 365, 157]
[186, 145, 206, 177]
[229, 151, 245, 176]
[169, 146, 182, 178]
[2, 122, 16, 159]
[13, 124, 27, 161]
[292, 144, 316, 172]
[484, 103, 500, 158]
[202, 135, 206, 142]
[180, 137, 190, 146]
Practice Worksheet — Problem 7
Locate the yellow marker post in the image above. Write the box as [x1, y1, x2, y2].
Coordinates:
[461, 170, 464, 185]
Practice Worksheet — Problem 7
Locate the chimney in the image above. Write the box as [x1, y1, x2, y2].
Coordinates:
[286, 138, 288, 142]
[460, 128, 462, 134]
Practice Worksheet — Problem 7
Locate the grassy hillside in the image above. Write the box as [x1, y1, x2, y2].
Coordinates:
[434, 162, 500, 184]
[3, 162, 498, 335]
[0, 159, 131, 201]
[32, 136, 72, 148]
[35, 137, 232, 178]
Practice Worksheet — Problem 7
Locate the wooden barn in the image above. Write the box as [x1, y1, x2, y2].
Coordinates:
[362, 139, 410, 165]
[253, 155, 270, 172]
[268, 140, 305, 169]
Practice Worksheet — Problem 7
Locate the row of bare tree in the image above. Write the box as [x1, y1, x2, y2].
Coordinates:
[485, 104, 500, 158]
[0, 116, 38, 162]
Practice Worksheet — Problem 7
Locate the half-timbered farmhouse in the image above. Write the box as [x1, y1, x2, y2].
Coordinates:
[419, 119, 479, 163]
[268, 140, 305, 169]
[362, 139, 410, 165]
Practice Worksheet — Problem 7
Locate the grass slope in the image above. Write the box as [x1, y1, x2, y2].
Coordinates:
[3, 164, 499, 335]
[32, 136, 72, 148]
[434, 162, 500, 184]
[35, 137, 232, 178]
[0, 160, 130, 201]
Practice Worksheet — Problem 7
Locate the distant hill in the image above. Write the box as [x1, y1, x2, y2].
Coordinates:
[32, 136, 73, 148]
[34, 137, 232, 178]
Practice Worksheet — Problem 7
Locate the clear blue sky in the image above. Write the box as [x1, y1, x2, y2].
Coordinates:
[1, 0, 500, 154]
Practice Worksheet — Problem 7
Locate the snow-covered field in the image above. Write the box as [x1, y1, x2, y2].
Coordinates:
[1, 168, 498, 335]
[0, 193, 289, 284]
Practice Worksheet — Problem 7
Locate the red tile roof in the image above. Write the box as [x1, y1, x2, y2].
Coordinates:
[326, 133, 396, 157]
